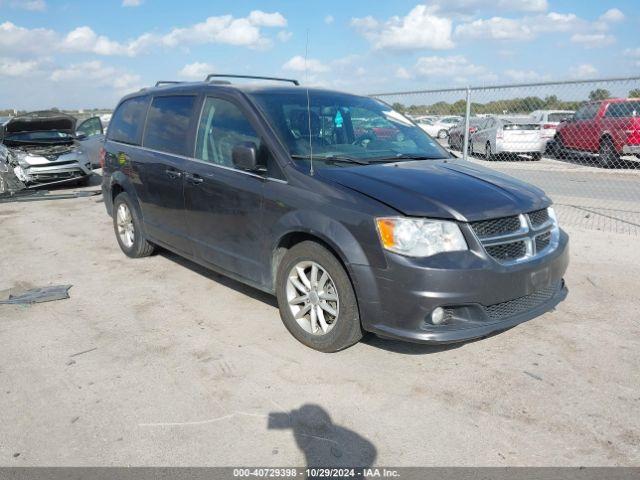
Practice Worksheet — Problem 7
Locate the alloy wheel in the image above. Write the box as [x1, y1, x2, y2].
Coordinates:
[286, 261, 339, 335]
[116, 203, 135, 248]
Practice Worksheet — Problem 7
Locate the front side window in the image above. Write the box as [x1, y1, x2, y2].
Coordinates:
[77, 117, 103, 137]
[143, 95, 196, 156]
[108, 96, 149, 145]
[195, 97, 261, 168]
[605, 102, 640, 118]
[249, 91, 449, 168]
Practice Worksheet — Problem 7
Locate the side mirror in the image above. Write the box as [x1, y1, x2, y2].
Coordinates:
[232, 142, 260, 171]
[75, 132, 87, 140]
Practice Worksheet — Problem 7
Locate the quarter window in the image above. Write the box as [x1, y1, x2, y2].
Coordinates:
[195, 97, 261, 168]
[108, 96, 149, 145]
[143, 95, 197, 156]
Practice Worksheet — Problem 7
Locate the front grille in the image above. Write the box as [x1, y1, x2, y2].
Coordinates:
[528, 209, 549, 227]
[485, 241, 526, 261]
[483, 282, 561, 320]
[470, 215, 521, 238]
[535, 231, 551, 251]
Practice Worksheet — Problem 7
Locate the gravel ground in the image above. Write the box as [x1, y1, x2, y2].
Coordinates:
[0, 177, 639, 467]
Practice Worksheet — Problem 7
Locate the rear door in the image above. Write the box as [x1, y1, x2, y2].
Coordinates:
[182, 95, 271, 284]
[137, 94, 200, 255]
[564, 102, 598, 151]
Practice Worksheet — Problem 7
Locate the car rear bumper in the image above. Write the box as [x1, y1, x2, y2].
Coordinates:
[352, 230, 569, 344]
[622, 145, 640, 155]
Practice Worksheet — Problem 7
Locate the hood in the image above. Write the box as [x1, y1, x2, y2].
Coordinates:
[3, 111, 77, 135]
[318, 160, 550, 222]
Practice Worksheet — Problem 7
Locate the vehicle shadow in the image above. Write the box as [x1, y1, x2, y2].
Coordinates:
[158, 250, 278, 308]
[267, 404, 376, 476]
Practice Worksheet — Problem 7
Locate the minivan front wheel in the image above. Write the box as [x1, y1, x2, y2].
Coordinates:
[113, 192, 155, 258]
[276, 241, 362, 352]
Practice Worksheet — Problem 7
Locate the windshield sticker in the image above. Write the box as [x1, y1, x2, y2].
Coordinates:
[334, 110, 344, 128]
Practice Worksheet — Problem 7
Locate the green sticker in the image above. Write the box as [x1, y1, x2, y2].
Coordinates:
[118, 152, 126, 165]
[335, 110, 343, 128]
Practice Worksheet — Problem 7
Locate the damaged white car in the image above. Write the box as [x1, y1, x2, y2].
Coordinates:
[0, 111, 96, 189]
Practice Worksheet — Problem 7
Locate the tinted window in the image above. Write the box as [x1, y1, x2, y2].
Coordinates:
[575, 103, 599, 120]
[77, 117, 103, 137]
[605, 102, 640, 118]
[108, 96, 149, 145]
[143, 95, 196, 156]
[195, 97, 261, 168]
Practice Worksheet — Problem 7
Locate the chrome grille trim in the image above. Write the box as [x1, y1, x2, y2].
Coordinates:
[469, 208, 559, 264]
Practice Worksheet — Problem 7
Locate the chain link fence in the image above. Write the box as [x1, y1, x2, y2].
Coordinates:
[372, 77, 640, 235]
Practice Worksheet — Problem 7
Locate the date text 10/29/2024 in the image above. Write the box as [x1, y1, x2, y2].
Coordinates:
[233, 468, 400, 478]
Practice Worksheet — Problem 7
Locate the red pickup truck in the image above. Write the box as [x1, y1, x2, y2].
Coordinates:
[553, 98, 640, 167]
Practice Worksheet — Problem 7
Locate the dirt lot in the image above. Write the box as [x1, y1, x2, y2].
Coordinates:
[1, 177, 639, 467]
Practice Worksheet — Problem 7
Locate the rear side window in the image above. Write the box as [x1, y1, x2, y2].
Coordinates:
[575, 103, 599, 120]
[108, 96, 149, 145]
[143, 95, 197, 156]
[605, 102, 640, 118]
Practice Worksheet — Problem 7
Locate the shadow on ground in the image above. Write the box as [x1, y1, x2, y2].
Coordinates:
[268, 404, 376, 475]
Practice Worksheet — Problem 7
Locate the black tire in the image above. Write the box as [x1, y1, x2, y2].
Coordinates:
[275, 241, 362, 352]
[531, 152, 542, 161]
[551, 136, 567, 159]
[112, 192, 155, 258]
[599, 137, 619, 168]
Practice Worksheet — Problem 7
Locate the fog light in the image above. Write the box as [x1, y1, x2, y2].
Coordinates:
[431, 307, 447, 325]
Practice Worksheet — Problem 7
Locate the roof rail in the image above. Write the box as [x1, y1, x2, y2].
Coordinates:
[204, 74, 299, 86]
[155, 81, 183, 87]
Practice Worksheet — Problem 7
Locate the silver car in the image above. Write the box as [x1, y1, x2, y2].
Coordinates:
[0, 111, 102, 188]
[470, 116, 545, 161]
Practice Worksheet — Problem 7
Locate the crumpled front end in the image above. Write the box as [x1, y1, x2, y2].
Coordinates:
[5, 143, 92, 188]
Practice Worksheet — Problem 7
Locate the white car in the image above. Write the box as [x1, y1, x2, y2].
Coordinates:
[529, 110, 574, 148]
[470, 116, 545, 160]
[416, 116, 462, 139]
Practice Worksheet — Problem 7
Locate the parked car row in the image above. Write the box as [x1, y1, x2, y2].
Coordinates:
[440, 98, 640, 167]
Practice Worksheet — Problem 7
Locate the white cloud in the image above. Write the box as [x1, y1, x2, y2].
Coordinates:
[570, 33, 615, 48]
[247, 10, 287, 27]
[50, 60, 141, 92]
[625, 47, 640, 58]
[395, 67, 412, 80]
[570, 64, 597, 79]
[0, 22, 57, 54]
[0, 57, 42, 77]
[122, 0, 142, 6]
[413, 55, 487, 78]
[455, 11, 580, 41]
[352, 5, 454, 51]
[282, 55, 330, 73]
[61, 26, 133, 56]
[599, 8, 624, 23]
[324, 15, 334, 25]
[177, 62, 214, 80]
[429, 0, 547, 15]
[277, 30, 292, 42]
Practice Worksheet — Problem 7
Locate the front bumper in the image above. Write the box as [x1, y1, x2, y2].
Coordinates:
[352, 230, 569, 344]
[622, 145, 640, 155]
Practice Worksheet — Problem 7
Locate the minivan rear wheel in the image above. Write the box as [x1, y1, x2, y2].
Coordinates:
[276, 241, 362, 352]
[113, 192, 155, 258]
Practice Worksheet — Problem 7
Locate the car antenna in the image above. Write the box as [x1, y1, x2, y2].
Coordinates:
[304, 29, 314, 176]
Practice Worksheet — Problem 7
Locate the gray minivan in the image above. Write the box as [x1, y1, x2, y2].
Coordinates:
[101, 75, 569, 352]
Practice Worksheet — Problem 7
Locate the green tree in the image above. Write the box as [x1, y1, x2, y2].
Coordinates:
[629, 89, 640, 98]
[391, 102, 405, 112]
[588, 89, 611, 101]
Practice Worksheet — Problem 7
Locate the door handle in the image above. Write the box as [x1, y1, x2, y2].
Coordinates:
[185, 173, 204, 185]
[165, 168, 182, 179]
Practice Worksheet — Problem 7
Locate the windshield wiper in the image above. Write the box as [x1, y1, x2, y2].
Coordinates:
[368, 153, 446, 163]
[291, 154, 370, 165]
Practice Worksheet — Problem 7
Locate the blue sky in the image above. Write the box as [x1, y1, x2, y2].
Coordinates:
[1, 0, 639, 109]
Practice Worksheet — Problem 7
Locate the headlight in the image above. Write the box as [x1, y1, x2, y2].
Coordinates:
[376, 217, 468, 257]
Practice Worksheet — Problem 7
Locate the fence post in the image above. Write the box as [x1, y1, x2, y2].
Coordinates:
[462, 87, 472, 161]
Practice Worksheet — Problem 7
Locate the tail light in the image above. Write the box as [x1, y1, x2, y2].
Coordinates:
[542, 124, 555, 129]
[469, 127, 478, 134]
[496, 130, 504, 140]
[99, 147, 106, 169]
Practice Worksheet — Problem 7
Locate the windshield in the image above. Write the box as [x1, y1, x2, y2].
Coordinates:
[249, 91, 449, 167]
